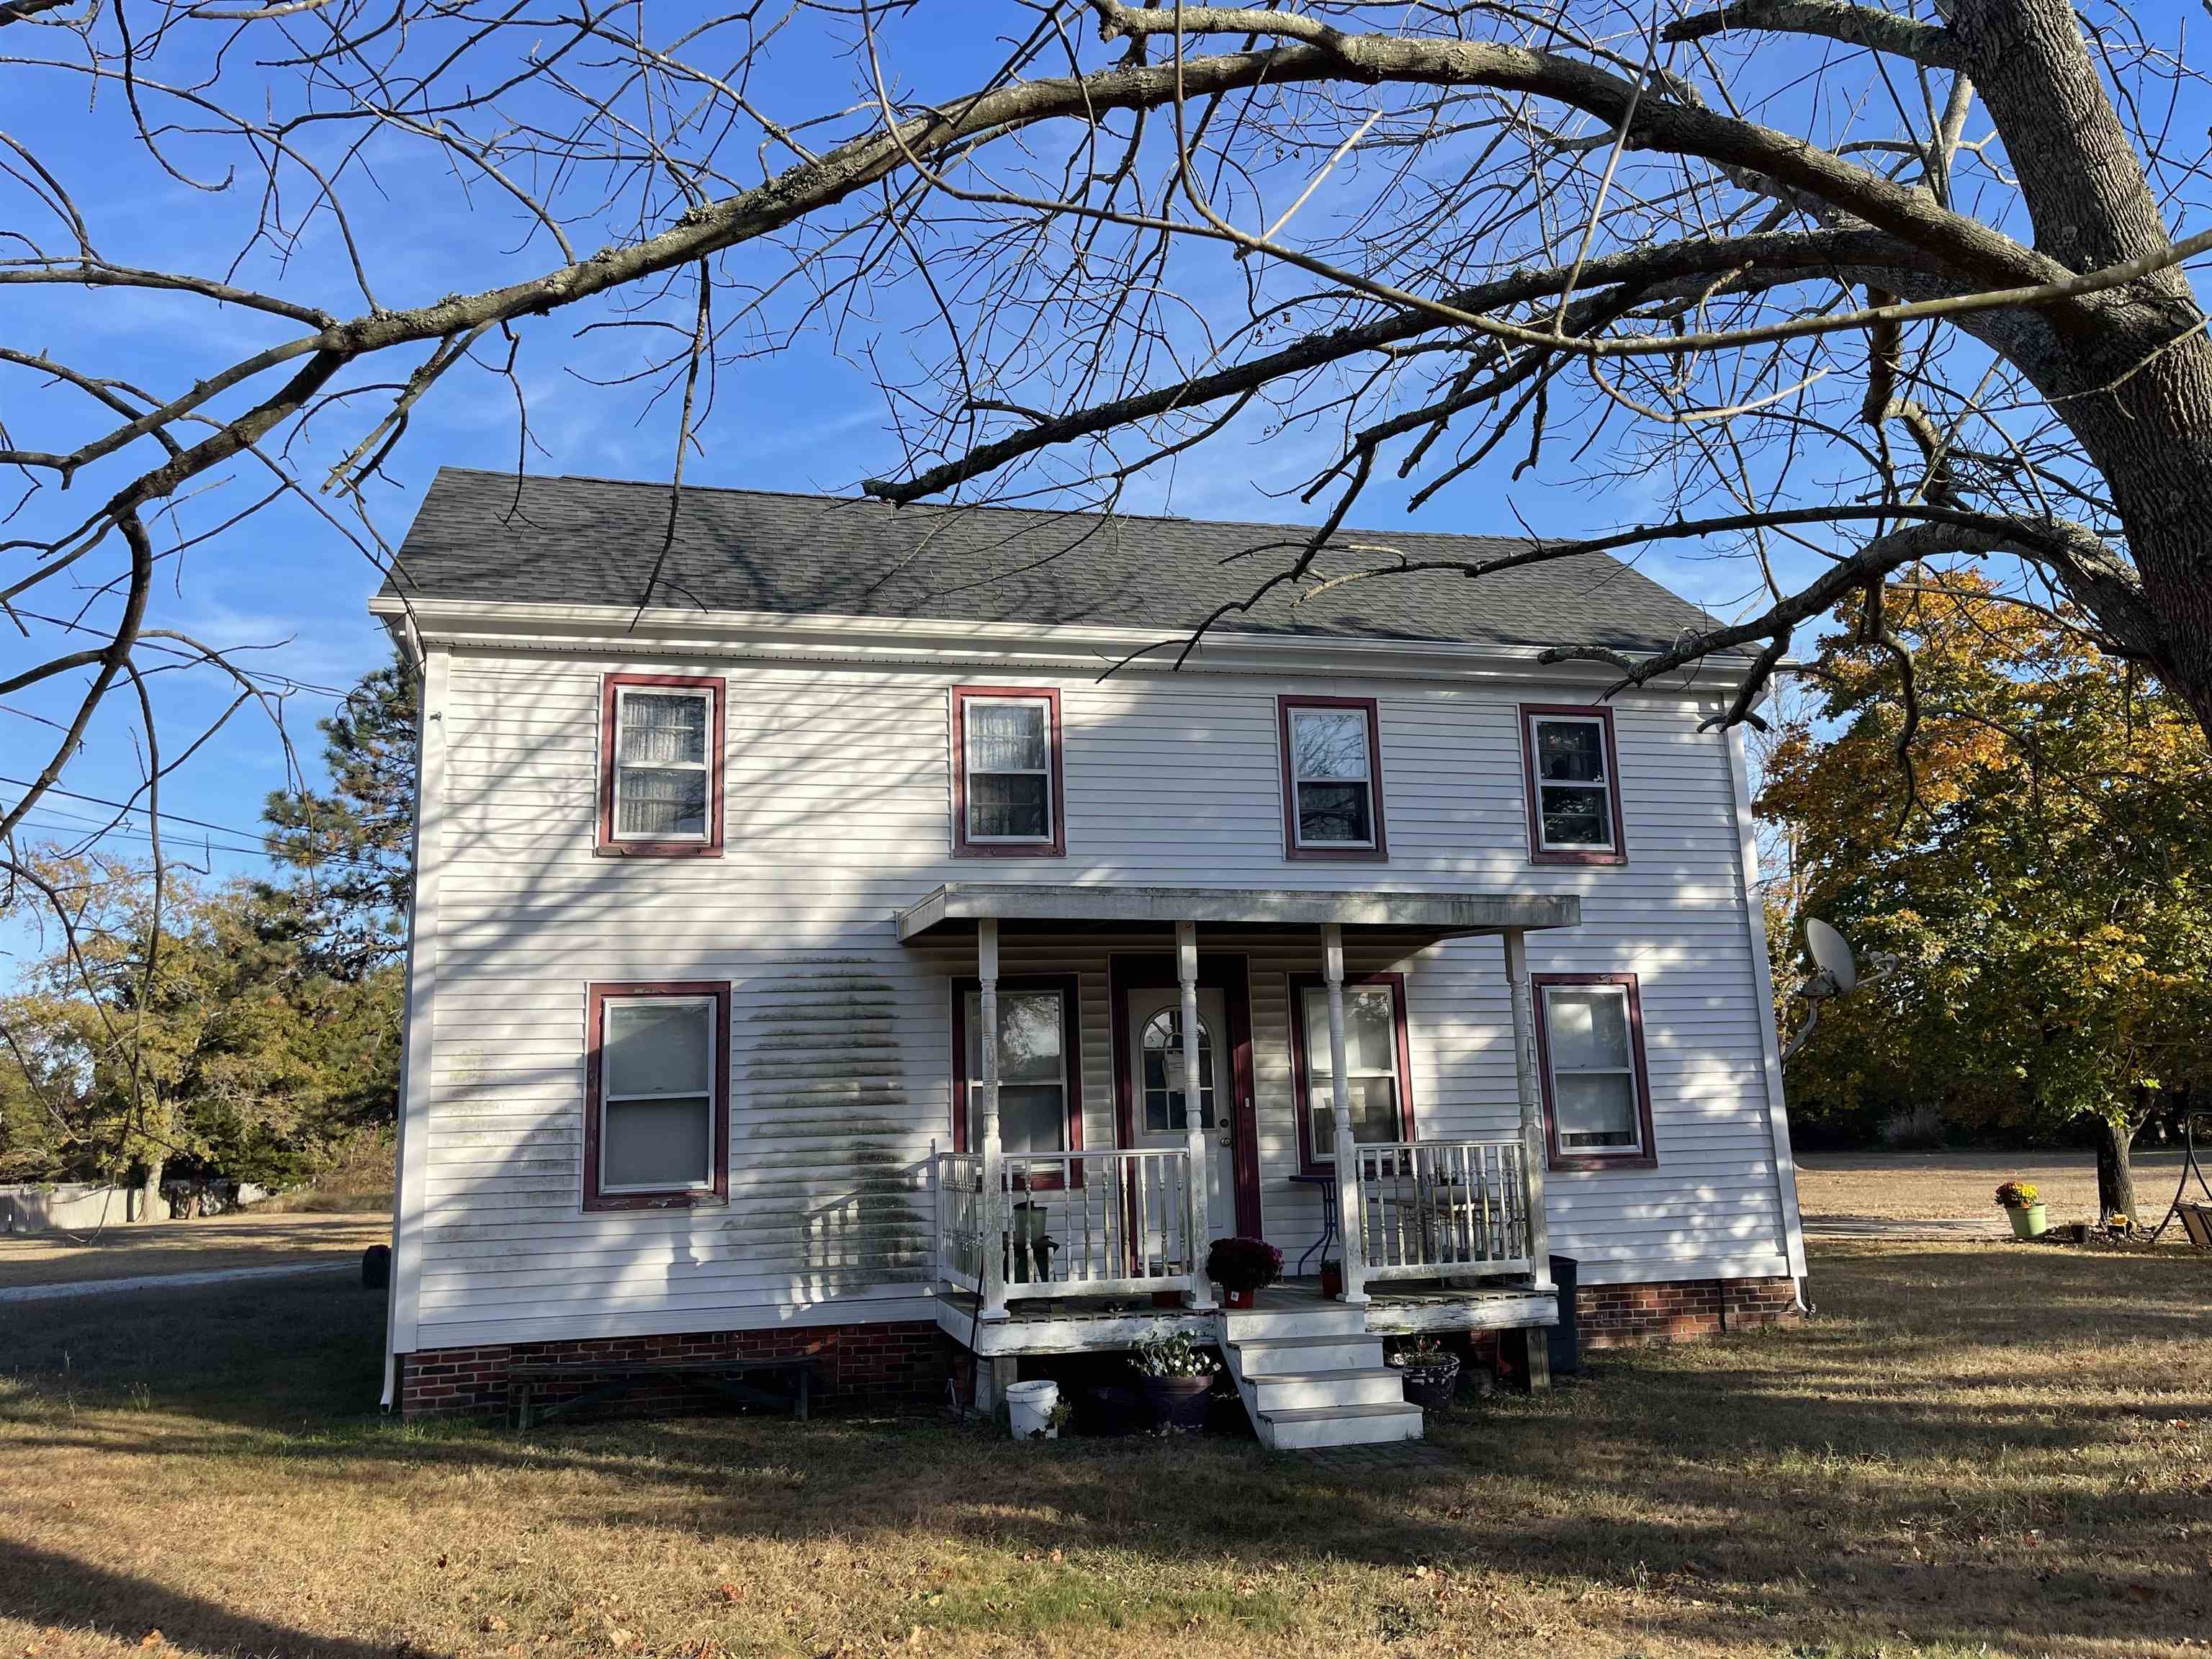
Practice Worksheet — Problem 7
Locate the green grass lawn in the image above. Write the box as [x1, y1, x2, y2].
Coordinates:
[2, 1241, 2206, 1658]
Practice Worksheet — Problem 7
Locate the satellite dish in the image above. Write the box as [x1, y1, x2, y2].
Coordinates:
[1805, 918, 1857, 997]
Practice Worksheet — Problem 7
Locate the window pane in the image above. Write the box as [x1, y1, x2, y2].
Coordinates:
[1292, 707, 1369, 781]
[966, 701, 1047, 771]
[997, 992, 1064, 1084]
[619, 693, 706, 765]
[603, 1096, 710, 1188]
[1141, 1011, 1217, 1132]
[1555, 1074, 1637, 1146]
[616, 768, 707, 838]
[971, 1084, 1066, 1156]
[968, 773, 1049, 839]
[1297, 781, 1372, 845]
[1539, 783, 1609, 848]
[1300, 986, 1395, 1078]
[603, 999, 712, 1097]
[1545, 989, 1631, 1071]
[1534, 719, 1605, 783]
[1306, 1077, 1399, 1158]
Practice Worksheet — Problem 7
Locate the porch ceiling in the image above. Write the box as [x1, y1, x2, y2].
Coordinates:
[894, 883, 1579, 944]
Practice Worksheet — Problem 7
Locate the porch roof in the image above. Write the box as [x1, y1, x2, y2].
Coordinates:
[894, 883, 1578, 944]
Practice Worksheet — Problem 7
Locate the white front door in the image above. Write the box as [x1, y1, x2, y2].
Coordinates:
[1125, 986, 1237, 1245]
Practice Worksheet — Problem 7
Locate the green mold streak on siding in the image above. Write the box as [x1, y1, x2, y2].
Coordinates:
[736, 960, 932, 1286]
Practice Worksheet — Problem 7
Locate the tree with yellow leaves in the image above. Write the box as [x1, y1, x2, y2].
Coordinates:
[1761, 575, 2212, 1220]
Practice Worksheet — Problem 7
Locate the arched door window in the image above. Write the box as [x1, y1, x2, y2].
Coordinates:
[1141, 1010, 1217, 1133]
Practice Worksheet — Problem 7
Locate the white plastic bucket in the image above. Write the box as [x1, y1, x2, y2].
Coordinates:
[1004, 1378, 1060, 1440]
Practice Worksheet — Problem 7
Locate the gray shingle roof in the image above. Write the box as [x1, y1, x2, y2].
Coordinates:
[381, 467, 1719, 652]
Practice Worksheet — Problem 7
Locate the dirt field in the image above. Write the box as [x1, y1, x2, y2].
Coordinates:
[0, 1210, 387, 1289]
[1795, 1148, 2193, 1225]
[1, 1238, 2207, 1658]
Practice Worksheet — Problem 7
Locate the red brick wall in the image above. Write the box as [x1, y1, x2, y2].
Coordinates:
[399, 1320, 950, 1420]
[1574, 1274, 1802, 1349]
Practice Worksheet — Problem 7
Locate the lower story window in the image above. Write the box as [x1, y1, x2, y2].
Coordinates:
[958, 980, 1080, 1159]
[1292, 976, 1412, 1168]
[1536, 974, 1657, 1169]
[585, 984, 730, 1208]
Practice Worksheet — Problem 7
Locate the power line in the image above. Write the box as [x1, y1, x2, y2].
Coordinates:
[1, 777, 394, 871]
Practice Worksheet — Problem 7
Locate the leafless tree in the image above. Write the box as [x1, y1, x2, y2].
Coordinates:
[6, 0, 2211, 917]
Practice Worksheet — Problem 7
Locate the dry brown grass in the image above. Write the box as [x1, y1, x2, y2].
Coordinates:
[0, 1212, 387, 1288]
[1, 1241, 2207, 1659]
[1796, 1150, 2194, 1226]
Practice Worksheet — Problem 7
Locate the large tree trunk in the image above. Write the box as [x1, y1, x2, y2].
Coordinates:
[1951, 0, 2212, 737]
[2092, 1115, 2139, 1225]
[132, 1155, 165, 1223]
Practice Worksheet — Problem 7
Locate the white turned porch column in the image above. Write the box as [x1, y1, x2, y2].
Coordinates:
[1502, 927, 1555, 1293]
[1323, 922, 1368, 1306]
[1177, 921, 1216, 1308]
[976, 917, 1009, 1321]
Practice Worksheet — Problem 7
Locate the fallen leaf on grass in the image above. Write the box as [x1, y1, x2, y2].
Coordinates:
[138, 1635, 162, 1650]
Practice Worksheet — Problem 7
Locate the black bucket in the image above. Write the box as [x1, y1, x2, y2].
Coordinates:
[1547, 1254, 1580, 1377]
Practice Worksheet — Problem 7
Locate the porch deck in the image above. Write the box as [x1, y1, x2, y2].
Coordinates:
[935, 1274, 1556, 1358]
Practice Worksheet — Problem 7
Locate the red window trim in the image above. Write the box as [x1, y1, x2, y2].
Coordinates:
[950, 685, 1067, 858]
[596, 673, 726, 858]
[1286, 971, 1417, 1174]
[1532, 971, 1658, 1172]
[583, 980, 732, 1211]
[1277, 695, 1389, 862]
[1519, 702, 1627, 866]
[949, 974, 1084, 1187]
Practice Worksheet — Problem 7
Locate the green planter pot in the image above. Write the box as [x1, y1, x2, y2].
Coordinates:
[2006, 1202, 2048, 1239]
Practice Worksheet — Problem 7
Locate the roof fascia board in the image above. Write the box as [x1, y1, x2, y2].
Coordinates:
[367, 595, 1757, 690]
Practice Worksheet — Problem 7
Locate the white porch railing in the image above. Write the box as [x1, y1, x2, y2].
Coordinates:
[931, 1146, 1197, 1307]
[1346, 1138, 1534, 1282]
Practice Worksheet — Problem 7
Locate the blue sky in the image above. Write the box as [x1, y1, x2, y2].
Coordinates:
[2, 4, 2063, 972]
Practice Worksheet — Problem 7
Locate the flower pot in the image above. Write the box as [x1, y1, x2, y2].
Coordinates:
[1143, 1374, 1214, 1431]
[2006, 1202, 2048, 1240]
[1318, 1260, 1344, 1300]
[1392, 1355, 1461, 1413]
[1223, 1286, 1256, 1310]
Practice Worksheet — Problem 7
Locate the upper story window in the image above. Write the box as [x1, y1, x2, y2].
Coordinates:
[1534, 973, 1657, 1171]
[952, 686, 1066, 857]
[1279, 696, 1388, 860]
[584, 982, 731, 1209]
[1288, 974, 1415, 1170]
[1520, 703, 1625, 866]
[598, 674, 724, 856]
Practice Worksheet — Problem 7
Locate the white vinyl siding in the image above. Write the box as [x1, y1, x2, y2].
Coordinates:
[390, 652, 1797, 1351]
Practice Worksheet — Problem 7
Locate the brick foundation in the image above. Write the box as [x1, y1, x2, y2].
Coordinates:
[1573, 1274, 1802, 1349]
[398, 1319, 950, 1420]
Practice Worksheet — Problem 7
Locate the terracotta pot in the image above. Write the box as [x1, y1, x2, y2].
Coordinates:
[1223, 1287, 1256, 1310]
[1143, 1374, 1214, 1431]
[1151, 1290, 1184, 1309]
[1318, 1260, 1344, 1300]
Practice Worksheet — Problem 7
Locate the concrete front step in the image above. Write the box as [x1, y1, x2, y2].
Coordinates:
[1247, 1367, 1406, 1413]
[1257, 1401, 1425, 1451]
[1228, 1334, 1384, 1377]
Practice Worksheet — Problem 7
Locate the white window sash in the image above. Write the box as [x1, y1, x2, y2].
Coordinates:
[1530, 715, 1614, 852]
[1289, 710, 1377, 848]
[611, 686, 714, 843]
[598, 996, 717, 1194]
[1542, 986, 1642, 1155]
[963, 697, 1055, 843]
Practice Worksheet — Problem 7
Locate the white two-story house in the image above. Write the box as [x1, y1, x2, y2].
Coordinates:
[373, 467, 1807, 1449]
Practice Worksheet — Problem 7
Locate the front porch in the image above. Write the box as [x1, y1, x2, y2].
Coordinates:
[932, 1276, 1558, 1360]
[900, 884, 1578, 1423]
